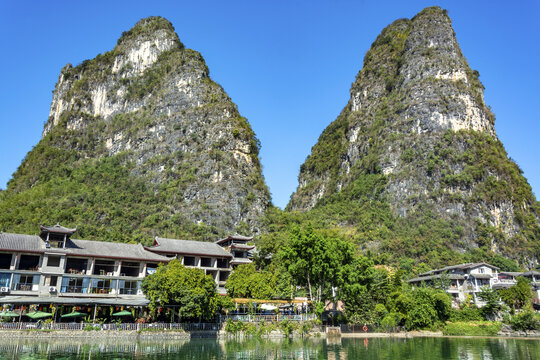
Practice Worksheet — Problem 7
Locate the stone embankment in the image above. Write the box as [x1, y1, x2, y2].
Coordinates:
[498, 324, 540, 338]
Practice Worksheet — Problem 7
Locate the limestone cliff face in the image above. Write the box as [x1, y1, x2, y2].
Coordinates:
[288, 8, 539, 263]
[2, 17, 270, 241]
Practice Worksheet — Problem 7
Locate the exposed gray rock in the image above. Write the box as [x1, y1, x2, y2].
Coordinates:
[288, 7, 539, 263]
[3, 17, 270, 239]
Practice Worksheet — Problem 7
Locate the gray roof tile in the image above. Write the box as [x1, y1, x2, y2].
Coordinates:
[0, 232, 169, 262]
[215, 235, 253, 244]
[147, 237, 232, 258]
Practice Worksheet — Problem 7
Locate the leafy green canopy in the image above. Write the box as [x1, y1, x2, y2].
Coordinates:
[225, 263, 277, 299]
[141, 259, 219, 320]
[277, 225, 355, 303]
[499, 277, 534, 311]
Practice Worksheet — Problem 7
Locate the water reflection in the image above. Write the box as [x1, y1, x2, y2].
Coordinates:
[0, 337, 537, 359]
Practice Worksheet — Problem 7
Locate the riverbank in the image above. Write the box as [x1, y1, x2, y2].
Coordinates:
[1, 329, 539, 339]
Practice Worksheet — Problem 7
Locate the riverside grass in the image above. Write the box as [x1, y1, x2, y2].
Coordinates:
[442, 321, 502, 336]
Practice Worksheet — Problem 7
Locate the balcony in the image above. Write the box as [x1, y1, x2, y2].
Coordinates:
[89, 288, 113, 294]
[14, 284, 33, 291]
[119, 288, 138, 295]
[492, 279, 517, 285]
[61, 286, 86, 294]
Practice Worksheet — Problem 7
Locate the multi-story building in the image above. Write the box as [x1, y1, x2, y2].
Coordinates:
[214, 235, 255, 268]
[492, 270, 540, 299]
[409, 262, 540, 308]
[0, 224, 170, 308]
[144, 237, 233, 294]
[0, 225, 254, 308]
[408, 263, 500, 306]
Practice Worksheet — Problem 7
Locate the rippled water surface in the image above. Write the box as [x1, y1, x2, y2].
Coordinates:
[0, 336, 538, 359]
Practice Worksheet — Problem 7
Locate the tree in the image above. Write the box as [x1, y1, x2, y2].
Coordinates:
[478, 286, 502, 320]
[225, 263, 276, 299]
[499, 277, 533, 311]
[278, 225, 355, 302]
[397, 287, 451, 330]
[141, 260, 219, 321]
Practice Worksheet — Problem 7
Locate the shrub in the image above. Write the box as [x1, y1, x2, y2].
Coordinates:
[510, 311, 540, 331]
[443, 321, 501, 336]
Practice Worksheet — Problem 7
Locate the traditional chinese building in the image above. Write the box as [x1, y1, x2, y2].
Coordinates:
[144, 237, 233, 294]
[0, 224, 254, 309]
[214, 235, 255, 268]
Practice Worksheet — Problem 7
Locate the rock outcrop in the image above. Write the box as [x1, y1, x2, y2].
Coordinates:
[288, 7, 539, 264]
[1, 17, 270, 241]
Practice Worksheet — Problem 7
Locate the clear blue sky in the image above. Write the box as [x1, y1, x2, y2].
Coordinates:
[1, 1, 538, 209]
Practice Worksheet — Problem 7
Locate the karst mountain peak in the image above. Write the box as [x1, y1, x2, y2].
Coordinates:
[2, 16, 270, 242]
[288, 6, 539, 265]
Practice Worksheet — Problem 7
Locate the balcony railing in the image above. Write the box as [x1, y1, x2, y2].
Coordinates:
[13, 284, 33, 291]
[60, 286, 87, 294]
[492, 279, 517, 284]
[89, 288, 113, 294]
[119, 288, 138, 295]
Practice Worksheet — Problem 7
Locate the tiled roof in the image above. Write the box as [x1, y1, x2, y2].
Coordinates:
[0, 232, 169, 262]
[147, 237, 232, 258]
[471, 273, 493, 279]
[521, 271, 540, 277]
[230, 258, 253, 265]
[419, 262, 499, 276]
[408, 274, 465, 283]
[230, 243, 255, 250]
[215, 234, 253, 245]
[40, 224, 77, 234]
[500, 272, 522, 277]
[0, 233, 44, 252]
[66, 239, 169, 262]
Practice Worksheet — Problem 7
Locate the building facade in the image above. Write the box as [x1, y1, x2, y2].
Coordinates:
[409, 262, 540, 308]
[0, 225, 252, 308]
[214, 235, 255, 268]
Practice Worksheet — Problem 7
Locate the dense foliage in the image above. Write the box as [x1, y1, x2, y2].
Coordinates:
[141, 260, 219, 321]
[225, 263, 277, 299]
[287, 6, 539, 266]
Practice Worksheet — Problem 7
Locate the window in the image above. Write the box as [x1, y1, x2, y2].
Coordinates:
[0, 273, 11, 287]
[18, 255, 40, 270]
[65, 258, 88, 274]
[46, 255, 61, 267]
[13, 274, 35, 291]
[50, 275, 58, 287]
[183, 256, 195, 266]
[0, 254, 12, 269]
[120, 261, 140, 277]
[119, 280, 139, 295]
[200, 257, 212, 267]
[48, 234, 65, 248]
[61, 277, 89, 293]
[219, 271, 229, 282]
[90, 278, 116, 294]
[93, 260, 115, 275]
[146, 263, 158, 275]
[217, 258, 229, 268]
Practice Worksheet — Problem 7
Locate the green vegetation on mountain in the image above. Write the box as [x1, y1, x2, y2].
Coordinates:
[287, 6, 539, 266]
[0, 16, 269, 241]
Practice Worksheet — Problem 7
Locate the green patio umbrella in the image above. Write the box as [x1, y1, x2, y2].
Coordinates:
[112, 310, 132, 316]
[25, 311, 53, 319]
[0, 311, 20, 318]
[61, 311, 86, 318]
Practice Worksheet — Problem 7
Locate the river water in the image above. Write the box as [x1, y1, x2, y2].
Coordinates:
[0, 337, 538, 359]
